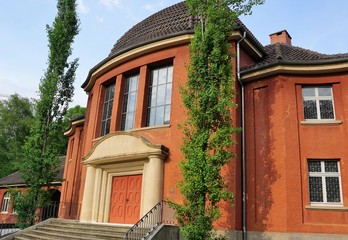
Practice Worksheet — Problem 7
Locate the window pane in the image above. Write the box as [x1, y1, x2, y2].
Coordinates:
[148, 108, 155, 126]
[158, 67, 168, 85]
[167, 66, 173, 83]
[302, 87, 315, 97]
[107, 100, 113, 118]
[156, 85, 166, 106]
[105, 119, 111, 134]
[309, 177, 323, 202]
[318, 87, 332, 96]
[166, 82, 172, 105]
[128, 92, 137, 112]
[124, 77, 130, 92]
[308, 161, 321, 172]
[164, 105, 171, 124]
[325, 161, 338, 172]
[151, 70, 158, 86]
[125, 112, 135, 130]
[155, 106, 165, 126]
[303, 100, 317, 119]
[121, 113, 126, 130]
[150, 87, 156, 108]
[122, 93, 128, 113]
[130, 75, 139, 92]
[326, 177, 341, 202]
[319, 100, 334, 119]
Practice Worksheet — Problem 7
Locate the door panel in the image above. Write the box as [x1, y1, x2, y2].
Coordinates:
[109, 175, 142, 224]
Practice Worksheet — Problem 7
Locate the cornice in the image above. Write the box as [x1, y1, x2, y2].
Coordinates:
[241, 61, 348, 82]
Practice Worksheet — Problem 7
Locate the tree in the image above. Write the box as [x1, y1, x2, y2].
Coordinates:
[0, 94, 34, 179]
[174, 1, 264, 239]
[15, 0, 80, 228]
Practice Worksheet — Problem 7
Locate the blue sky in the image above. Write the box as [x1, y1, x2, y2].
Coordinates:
[1, 0, 347, 107]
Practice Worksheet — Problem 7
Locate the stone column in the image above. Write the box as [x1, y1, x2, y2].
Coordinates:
[142, 154, 164, 215]
[91, 167, 103, 222]
[79, 165, 96, 222]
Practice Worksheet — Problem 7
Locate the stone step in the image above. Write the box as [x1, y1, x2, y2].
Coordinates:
[10, 219, 129, 240]
[18, 229, 123, 240]
[41, 223, 128, 235]
[50, 219, 130, 232]
[35, 226, 125, 239]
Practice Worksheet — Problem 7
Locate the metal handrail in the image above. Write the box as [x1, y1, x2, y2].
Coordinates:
[124, 201, 175, 240]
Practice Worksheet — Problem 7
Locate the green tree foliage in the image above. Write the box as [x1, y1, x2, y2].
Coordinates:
[0, 94, 34, 179]
[15, 0, 80, 228]
[56, 105, 86, 152]
[62, 105, 86, 131]
[174, 1, 264, 239]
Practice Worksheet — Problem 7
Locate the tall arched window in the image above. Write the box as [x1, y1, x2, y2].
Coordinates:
[1, 192, 10, 213]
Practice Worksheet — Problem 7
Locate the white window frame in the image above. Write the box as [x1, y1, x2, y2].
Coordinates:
[308, 160, 343, 206]
[302, 85, 335, 120]
[1, 192, 10, 213]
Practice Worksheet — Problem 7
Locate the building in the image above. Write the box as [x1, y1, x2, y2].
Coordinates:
[55, 2, 348, 239]
[0, 157, 65, 224]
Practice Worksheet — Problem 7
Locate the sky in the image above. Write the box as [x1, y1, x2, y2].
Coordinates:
[1, 0, 348, 107]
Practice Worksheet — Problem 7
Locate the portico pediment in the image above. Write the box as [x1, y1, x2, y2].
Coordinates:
[83, 132, 169, 165]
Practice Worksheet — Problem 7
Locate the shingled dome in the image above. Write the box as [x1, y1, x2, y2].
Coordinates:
[82, 1, 263, 89]
[108, 1, 262, 58]
[109, 2, 193, 57]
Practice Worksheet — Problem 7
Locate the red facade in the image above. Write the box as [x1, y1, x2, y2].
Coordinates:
[55, 2, 348, 239]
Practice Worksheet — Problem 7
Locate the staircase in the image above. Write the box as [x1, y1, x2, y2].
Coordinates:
[4, 219, 130, 240]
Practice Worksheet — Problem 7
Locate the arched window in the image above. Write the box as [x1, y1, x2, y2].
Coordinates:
[1, 192, 10, 213]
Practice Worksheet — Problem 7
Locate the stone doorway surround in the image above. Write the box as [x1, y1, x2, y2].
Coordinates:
[79, 132, 168, 223]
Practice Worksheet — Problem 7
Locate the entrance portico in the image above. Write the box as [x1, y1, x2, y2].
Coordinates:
[79, 132, 168, 223]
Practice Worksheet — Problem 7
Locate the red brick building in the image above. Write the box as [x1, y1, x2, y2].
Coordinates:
[0, 158, 64, 224]
[47, 2, 348, 239]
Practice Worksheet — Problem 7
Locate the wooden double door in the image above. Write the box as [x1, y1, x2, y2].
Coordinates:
[109, 175, 142, 224]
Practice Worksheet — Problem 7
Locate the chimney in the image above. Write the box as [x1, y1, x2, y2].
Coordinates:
[269, 30, 292, 45]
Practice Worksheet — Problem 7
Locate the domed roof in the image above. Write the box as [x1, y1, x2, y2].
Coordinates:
[109, 2, 193, 57]
[82, 1, 264, 90]
[108, 1, 263, 58]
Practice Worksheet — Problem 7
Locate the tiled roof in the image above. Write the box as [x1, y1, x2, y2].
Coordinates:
[241, 43, 348, 73]
[0, 172, 23, 186]
[108, 1, 264, 57]
[0, 157, 65, 187]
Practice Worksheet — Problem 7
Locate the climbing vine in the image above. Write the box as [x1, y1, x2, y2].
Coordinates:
[174, 1, 264, 239]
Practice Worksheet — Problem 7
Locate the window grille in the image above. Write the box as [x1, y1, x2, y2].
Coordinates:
[308, 160, 342, 205]
[302, 86, 335, 120]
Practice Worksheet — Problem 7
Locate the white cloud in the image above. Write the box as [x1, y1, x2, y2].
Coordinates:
[77, 0, 89, 14]
[96, 15, 104, 22]
[142, 1, 165, 12]
[98, 0, 122, 10]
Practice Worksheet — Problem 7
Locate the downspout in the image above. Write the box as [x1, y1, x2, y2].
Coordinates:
[236, 31, 247, 240]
